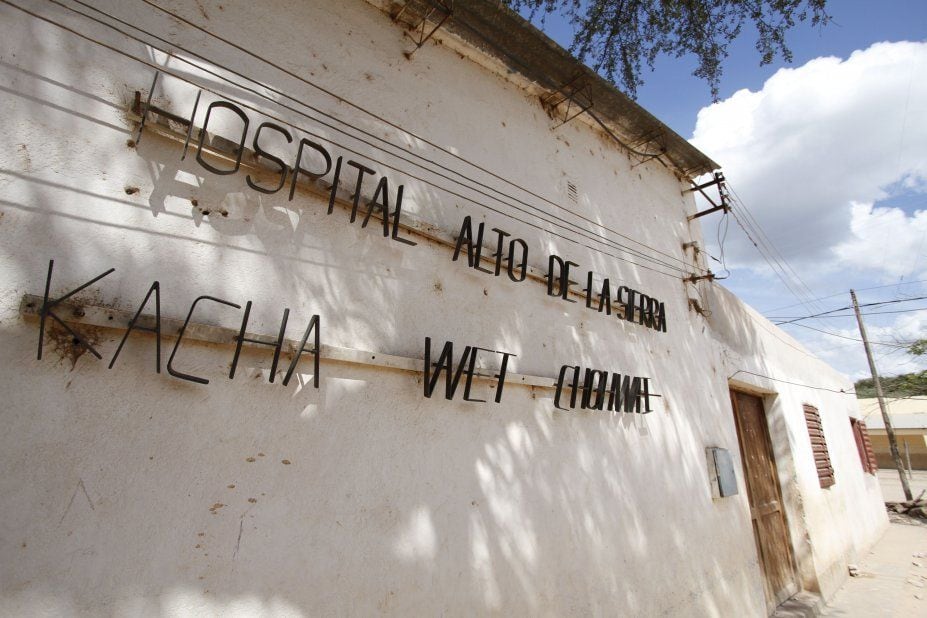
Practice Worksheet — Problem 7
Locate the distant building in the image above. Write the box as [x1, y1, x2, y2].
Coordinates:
[858, 397, 927, 469]
[0, 0, 887, 615]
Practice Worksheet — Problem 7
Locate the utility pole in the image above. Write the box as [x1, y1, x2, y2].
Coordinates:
[851, 289, 913, 501]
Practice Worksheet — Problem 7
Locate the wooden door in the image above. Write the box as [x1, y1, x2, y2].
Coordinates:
[730, 390, 799, 609]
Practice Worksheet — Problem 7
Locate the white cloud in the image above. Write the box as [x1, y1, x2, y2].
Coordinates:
[854, 311, 927, 378]
[787, 310, 927, 380]
[833, 202, 927, 278]
[691, 41, 927, 272]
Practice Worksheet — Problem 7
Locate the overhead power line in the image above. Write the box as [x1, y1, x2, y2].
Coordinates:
[761, 278, 927, 314]
[728, 370, 855, 395]
[90, 0, 704, 276]
[727, 197, 830, 320]
[783, 322, 912, 347]
[723, 180, 837, 326]
[48, 0, 699, 277]
[770, 296, 927, 324]
[858, 306, 927, 316]
[850, 288, 914, 500]
[722, 181, 863, 339]
[4, 0, 696, 279]
[773, 306, 927, 320]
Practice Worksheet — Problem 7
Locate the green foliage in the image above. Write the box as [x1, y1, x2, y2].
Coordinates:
[855, 371, 927, 399]
[908, 338, 927, 357]
[508, 0, 830, 99]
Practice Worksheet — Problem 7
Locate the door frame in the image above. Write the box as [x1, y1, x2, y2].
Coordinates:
[729, 388, 801, 611]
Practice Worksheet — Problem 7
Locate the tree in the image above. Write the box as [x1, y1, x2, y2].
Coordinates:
[909, 339, 927, 357]
[508, 0, 830, 99]
[855, 372, 927, 399]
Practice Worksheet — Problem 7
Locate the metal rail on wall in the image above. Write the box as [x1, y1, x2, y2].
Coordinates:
[4, 1, 668, 413]
[8, 0, 707, 281]
[19, 292, 665, 406]
[18, 293, 553, 389]
[125, 98, 666, 323]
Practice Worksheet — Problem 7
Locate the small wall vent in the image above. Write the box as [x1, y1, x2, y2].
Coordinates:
[566, 180, 578, 204]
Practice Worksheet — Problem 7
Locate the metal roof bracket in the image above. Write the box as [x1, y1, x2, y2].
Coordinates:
[687, 171, 731, 220]
[394, 1, 454, 59]
[541, 76, 594, 129]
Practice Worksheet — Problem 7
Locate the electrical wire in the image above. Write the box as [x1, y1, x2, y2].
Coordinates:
[729, 207, 824, 318]
[727, 183, 830, 320]
[724, 179, 841, 341]
[713, 210, 730, 279]
[728, 370, 855, 395]
[812, 340, 868, 356]
[731, 180, 919, 354]
[121, 0, 704, 275]
[858, 297, 927, 309]
[2, 0, 692, 280]
[770, 296, 927, 323]
[49, 0, 700, 278]
[761, 278, 927, 314]
[739, 303, 833, 361]
[782, 322, 911, 347]
[774, 306, 927, 320]
[847, 306, 927, 317]
[874, 345, 910, 362]
[730, 209, 810, 306]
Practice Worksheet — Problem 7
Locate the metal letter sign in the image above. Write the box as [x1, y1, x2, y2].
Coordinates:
[34, 261, 321, 390]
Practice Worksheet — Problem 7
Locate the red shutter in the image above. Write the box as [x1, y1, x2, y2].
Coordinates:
[804, 404, 835, 488]
[859, 420, 877, 473]
[851, 418, 868, 473]
[850, 418, 878, 475]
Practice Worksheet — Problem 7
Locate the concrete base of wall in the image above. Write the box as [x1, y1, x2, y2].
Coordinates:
[773, 591, 824, 617]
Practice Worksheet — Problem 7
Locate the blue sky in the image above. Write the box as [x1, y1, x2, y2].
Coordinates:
[644, 0, 927, 136]
[523, 1, 927, 382]
[524, 0, 927, 136]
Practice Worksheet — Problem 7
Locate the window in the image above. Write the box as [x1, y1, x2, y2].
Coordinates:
[850, 417, 878, 474]
[803, 404, 835, 488]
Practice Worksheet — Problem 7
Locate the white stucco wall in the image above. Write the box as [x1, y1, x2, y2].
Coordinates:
[709, 287, 889, 600]
[0, 0, 885, 615]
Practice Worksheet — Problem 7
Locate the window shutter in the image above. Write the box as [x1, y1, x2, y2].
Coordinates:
[859, 421, 879, 474]
[804, 404, 835, 488]
[850, 417, 878, 475]
[851, 417, 867, 472]
[859, 420, 877, 474]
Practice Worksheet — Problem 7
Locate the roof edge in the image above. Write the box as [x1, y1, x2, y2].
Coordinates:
[373, 0, 719, 178]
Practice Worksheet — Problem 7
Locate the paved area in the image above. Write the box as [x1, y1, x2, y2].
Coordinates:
[821, 520, 927, 616]
[776, 470, 927, 617]
[877, 469, 927, 502]
[815, 470, 927, 616]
